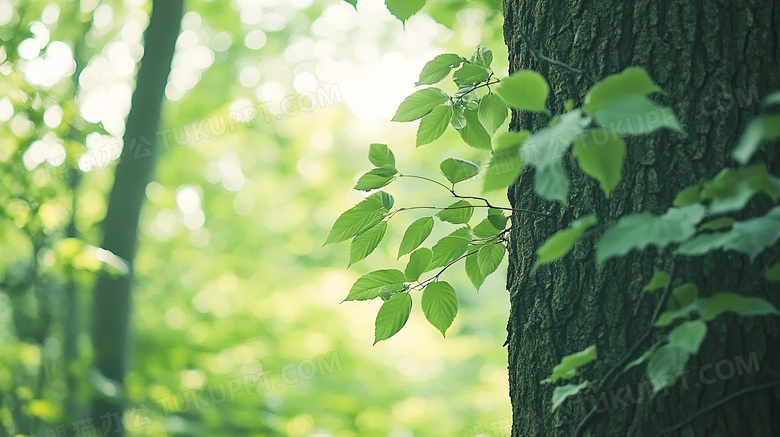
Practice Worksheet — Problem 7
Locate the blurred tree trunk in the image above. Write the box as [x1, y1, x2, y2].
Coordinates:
[503, 1, 780, 436]
[91, 0, 183, 426]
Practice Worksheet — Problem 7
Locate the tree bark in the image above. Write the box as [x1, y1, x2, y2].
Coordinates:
[91, 0, 183, 427]
[503, 1, 780, 436]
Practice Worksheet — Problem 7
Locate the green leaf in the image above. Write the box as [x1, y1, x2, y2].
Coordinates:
[533, 216, 596, 271]
[483, 131, 528, 193]
[384, 0, 425, 22]
[534, 160, 569, 203]
[416, 105, 452, 147]
[702, 164, 780, 215]
[667, 283, 698, 311]
[452, 62, 491, 86]
[673, 183, 702, 207]
[349, 221, 387, 266]
[646, 344, 690, 393]
[391, 87, 449, 122]
[591, 95, 682, 135]
[415, 53, 464, 86]
[642, 270, 670, 292]
[597, 204, 706, 263]
[430, 227, 471, 269]
[404, 247, 432, 282]
[354, 167, 397, 191]
[421, 281, 458, 337]
[440, 157, 480, 184]
[345, 269, 406, 301]
[325, 192, 393, 245]
[572, 129, 625, 197]
[473, 219, 502, 238]
[368, 143, 395, 168]
[765, 262, 780, 281]
[677, 206, 780, 261]
[458, 108, 492, 150]
[470, 46, 493, 68]
[583, 67, 662, 115]
[496, 70, 549, 112]
[450, 104, 466, 129]
[397, 217, 434, 258]
[542, 345, 597, 384]
[732, 114, 780, 165]
[623, 348, 657, 372]
[436, 200, 474, 224]
[668, 320, 707, 354]
[478, 93, 508, 136]
[477, 243, 505, 278]
[343, 0, 357, 7]
[487, 208, 508, 229]
[374, 292, 412, 344]
[699, 217, 734, 231]
[698, 292, 780, 321]
[465, 253, 485, 290]
[551, 381, 590, 412]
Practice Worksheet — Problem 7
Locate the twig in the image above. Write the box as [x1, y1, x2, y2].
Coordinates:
[517, 29, 596, 84]
[659, 381, 780, 434]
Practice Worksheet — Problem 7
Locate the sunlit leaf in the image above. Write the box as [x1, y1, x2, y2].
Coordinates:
[405, 247, 432, 282]
[483, 130, 527, 193]
[465, 252, 485, 290]
[416, 105, 452, 147]
[354, 167, 397, 191]
[384, 0, 426, 22]
[391, 87, 449, 122]
[368, 143, 396, 168]
[496, 70, 549, 112]
[421, 281, 458, 336]
[478, 93, 508, 137]
[430, 227, 471, 269]
[325, 192, 393, 245]
[458, 108, 492, 150]
[473, 219, 502, 238]
[440, 157, 479, 184]
[436, 200, 473, 224]
[398, 217, 434, 258]
[452, 62, 490, 86]
[470, 46, 493, 68]
[349, 221, 387, 266]
[416, 53, 464, 86]
[345, 269, 405, 301]
[374, 292, 412, 344]
[477, 242, 505, 279]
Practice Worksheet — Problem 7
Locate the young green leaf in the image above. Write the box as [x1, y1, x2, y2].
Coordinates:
[325, 192, 393, 245]
[430, 227, 471, 269]
[421, 281, 458, 337]
[702, 164, 780, 215]
[391, 87, 449, 122]
[698, 217, 734, 231]
[374, 292, 412, 344]
[473, 219, 502, 238]
[368, 143, 396, 168]
[583, 67, 662, 115]
[487, 208, 508, 229]
[398, 217, 434, 258]
[668, 320, 707, 354]
[542, 345, 597, 384]
[470, 46, 493, 68]
[495, 70, 549, 112]
[533, 216, 596, 271]
[572, 129, 626, 197]
[349, 221, 387, 266]
[477, 243, 505, 279]
[465, 253, 485, 290]
[642, 270, 671, 292]
[646, 344, 690, 393]
[450, 104, 466, 129]
[673, 183, 702, 207]
[677, 206, 780, 261]
[416, 105, 452, 147]
[667, 283, 698, 311]
[436, 200, 473, 224]
[416, 53, 464, 86]
[354, 167, 397, 191]
[384, 0, 425, 22]
[596, 204, 706, 263]
[697, 292, 780, 321]
[478, 93, 508, 136]
[405, 247, 433, 282]
[458, 108, 492, 150]
[551, 381, 590, 412]
[440, 157, 480, 184]
[345, 269, 406, 301]
[534, 160, 569, 203]
[765, 262, 780, 281]
[591, 95, 682, 135]
[452, 62, 491, 86]
[732, 114, 780, 165]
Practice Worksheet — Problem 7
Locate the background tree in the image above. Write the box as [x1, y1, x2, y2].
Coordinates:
[503, 1, 780, 435]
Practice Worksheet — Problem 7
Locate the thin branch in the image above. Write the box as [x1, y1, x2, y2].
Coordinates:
[659, 380, 780, 434]
[518, 29, 596, 84]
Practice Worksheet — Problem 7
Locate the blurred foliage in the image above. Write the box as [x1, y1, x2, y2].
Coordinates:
[0, 0, 512, 435]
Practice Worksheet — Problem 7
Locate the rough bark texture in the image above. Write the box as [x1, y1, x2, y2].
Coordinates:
[503, 1, 780, 436]
[91, 0, 183, 427]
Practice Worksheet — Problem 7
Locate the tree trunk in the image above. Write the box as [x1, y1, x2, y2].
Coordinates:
[90, 0, 183, 427]
[503, 1, 780, 436]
